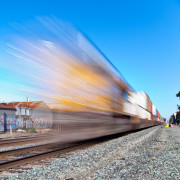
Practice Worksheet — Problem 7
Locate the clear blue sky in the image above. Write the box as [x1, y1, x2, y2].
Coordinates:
[0, 0, 180, 119]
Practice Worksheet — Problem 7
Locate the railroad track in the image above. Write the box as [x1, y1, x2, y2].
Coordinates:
[0, 133, 91, 172]
[0, 135, 55, 148]
[0, 135, 115, 172]
[0, 142, 80, 172]
[0, 126, 157, 176]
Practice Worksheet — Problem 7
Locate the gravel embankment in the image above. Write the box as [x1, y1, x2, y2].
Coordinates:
[2, 125, 180, 180]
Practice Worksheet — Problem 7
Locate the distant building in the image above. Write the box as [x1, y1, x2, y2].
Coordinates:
[0, 103, 16, 132]
[0, 101, 53, 131]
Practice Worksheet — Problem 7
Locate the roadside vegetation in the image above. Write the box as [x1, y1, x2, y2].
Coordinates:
[24, 128, 37, 133]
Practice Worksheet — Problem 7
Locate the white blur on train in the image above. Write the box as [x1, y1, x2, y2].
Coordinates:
[7, 17, 163, 142]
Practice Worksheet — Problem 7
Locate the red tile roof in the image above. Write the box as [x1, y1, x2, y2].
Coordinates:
[0, 101, 43, 110]
[0, 103, 16, 110]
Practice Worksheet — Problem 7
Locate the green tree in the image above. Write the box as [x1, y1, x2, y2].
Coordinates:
[176, 91, 180, 110]
[176, 91, 180, 123]
[176, 91, 180, 98]
[177, 111, 180, 120]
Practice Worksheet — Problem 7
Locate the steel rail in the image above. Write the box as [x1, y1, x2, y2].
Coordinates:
[0, 135, 55, 148]
[0, 141, 66, 157]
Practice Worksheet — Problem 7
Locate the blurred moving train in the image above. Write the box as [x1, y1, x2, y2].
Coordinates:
[8, 18, 163, 141]
[52, 57, 163, 140]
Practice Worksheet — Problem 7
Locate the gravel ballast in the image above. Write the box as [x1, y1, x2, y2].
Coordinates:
[2, 125, 180, 179]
